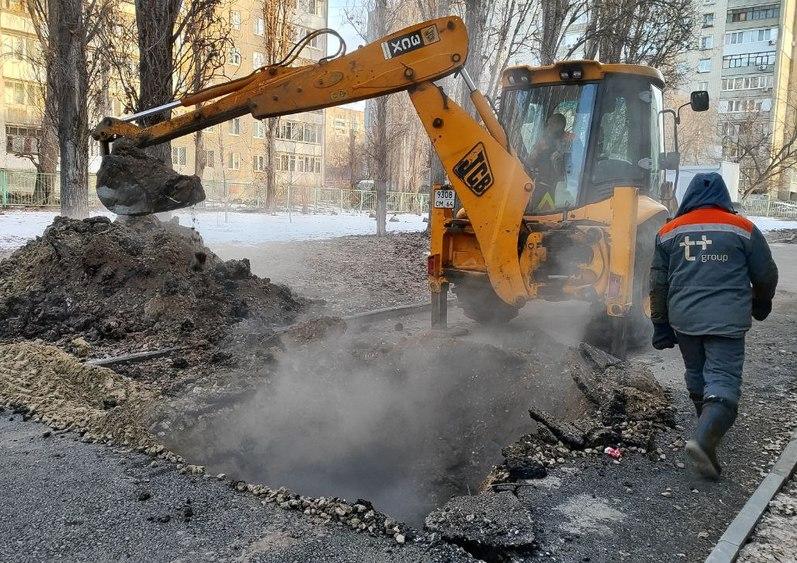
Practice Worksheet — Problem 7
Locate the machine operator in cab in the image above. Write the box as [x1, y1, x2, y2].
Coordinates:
[527, 113, 574, 210]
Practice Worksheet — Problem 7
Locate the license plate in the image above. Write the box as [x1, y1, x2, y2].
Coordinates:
[434, 189, 455, 209]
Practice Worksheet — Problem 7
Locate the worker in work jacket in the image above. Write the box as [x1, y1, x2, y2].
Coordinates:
[649, 172, 778, 480]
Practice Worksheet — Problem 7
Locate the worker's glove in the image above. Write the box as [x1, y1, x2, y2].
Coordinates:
[651, 323, 677, 350]
[752, 298, 772, 321]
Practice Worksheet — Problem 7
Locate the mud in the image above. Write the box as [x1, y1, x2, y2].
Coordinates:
[0, 215, 303, 382]
[96, 142, 205, 215]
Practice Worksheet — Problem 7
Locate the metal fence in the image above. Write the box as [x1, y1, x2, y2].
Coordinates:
[739, 195, 797, 219]
[0, 169, 429, 215]
[4, 168, 796, 220]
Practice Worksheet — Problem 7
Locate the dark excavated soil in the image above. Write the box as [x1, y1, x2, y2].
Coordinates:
[0, 215, 303, 382]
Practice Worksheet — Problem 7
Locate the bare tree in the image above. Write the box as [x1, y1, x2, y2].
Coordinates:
[103, 1, 233, 165]
[557, 0, 697, 85]
[720, 97, 797, 198]
[28, 0, 115, 217]
[326, 125, 366, 189]
[262, 0, 298, 210]
[346, 0, 404, 234]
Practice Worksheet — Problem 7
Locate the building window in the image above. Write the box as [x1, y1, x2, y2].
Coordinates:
[5, 125, 39, 154]
[229, 117, 241, 135]
[722, 75, 773, 91]
[253, 154, 267, 172]
[227, 152, 240, 170]
[702, 13, 714, 27]
[253, 51, 265, 69]
[698, 81, 709, 91]
[204, 149, 215, 167]
[229, 47, 241, 66]
[724, 98, 769, 113]
[253, 17, 265, 36]
[697, 58, 711, 73]
[230, 10, 241, 30]
[3, 79, 38, 105]
[722, 51, 776, 69]
[253, 120, 265, 138]
[700, 35, 713, 49]
[303, 124, 319, 143]
[1, 34, 35, 61]
[171, 146, 187, 166]
[727, 5, 779, 23]
[724, 28, 777, 46]
[308, 0, 323, 16]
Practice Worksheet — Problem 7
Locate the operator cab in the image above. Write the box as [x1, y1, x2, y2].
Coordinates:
[499, 61, 670, 215]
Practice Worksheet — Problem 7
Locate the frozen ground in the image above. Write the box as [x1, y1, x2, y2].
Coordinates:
[0, 209, 427, 252]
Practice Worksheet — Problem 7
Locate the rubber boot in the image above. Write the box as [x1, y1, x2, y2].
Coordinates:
[689, 392, 704, 417]
[685, 398, 737, 480]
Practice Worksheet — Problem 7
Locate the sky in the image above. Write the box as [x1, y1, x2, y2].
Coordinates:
[327, 0, 367, 110]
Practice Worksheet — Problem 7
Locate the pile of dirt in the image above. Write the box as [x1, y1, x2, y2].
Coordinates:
[765, 228, 797, 244]
[0, 341, 160, 448]
[0, 215, 303, 379]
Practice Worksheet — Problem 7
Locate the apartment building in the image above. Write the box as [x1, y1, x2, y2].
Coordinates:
[678, 0, 797, 199]
[0, 0, 329, 202]
[324, 105, 365, 188]
[0, 0, 41, 170]
[170, 0, 329, 201]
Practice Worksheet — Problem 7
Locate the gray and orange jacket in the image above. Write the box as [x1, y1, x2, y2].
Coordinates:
[649, 173, 778, 337]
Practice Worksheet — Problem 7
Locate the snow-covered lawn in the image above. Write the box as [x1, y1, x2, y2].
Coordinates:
[2, 208, 796, 254]
[0, 209, 427, 252]
[746, 216, 797, 233]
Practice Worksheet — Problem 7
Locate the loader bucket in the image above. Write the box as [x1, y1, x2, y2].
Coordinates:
[96, 142, 205, 215]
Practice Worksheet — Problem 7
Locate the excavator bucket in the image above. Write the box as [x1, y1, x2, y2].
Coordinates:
[95, 142, 205, 215]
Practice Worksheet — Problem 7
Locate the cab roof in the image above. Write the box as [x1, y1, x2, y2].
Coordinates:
[501, 60, 665, 89]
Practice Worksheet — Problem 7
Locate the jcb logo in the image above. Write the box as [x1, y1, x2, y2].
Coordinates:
[453, 143, 494, 196]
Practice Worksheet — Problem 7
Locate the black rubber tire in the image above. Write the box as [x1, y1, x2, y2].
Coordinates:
[452, 280, 520, 324]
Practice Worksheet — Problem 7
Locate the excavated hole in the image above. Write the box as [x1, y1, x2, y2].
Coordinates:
[164, 333, 588, 526]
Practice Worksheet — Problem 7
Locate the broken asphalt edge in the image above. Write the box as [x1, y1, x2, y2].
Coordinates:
[705, 425, 797, 563]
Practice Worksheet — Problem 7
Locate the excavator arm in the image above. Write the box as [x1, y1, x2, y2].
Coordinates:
[92, 15, 533, 306]
[93, 17, 468, 150]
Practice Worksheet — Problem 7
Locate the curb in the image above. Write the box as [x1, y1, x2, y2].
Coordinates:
[705, 425, 797, 562]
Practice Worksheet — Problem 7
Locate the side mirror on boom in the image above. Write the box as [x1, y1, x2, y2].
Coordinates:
[690, 90, 710, 112]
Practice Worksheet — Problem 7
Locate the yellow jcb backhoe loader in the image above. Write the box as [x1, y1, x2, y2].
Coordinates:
[91, 16, 709, 356]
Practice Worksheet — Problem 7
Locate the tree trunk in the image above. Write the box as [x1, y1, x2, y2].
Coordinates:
[34, 113, 58, 205]
[194, 130, 206, 177]
[374, 97, 388, 236]
[52, 0, 89, 218]
[135, 0, 180, 165]
[539, 0, 568, 64]
[348, 127, 356, 189]
[461, 0, 488, 113]
[265, 117, 278, 210]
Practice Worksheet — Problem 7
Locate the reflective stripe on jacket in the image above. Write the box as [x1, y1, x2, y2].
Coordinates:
[649, 173, 778, 337]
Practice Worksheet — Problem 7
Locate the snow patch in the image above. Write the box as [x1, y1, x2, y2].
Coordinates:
[0, 209, 426, 252]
